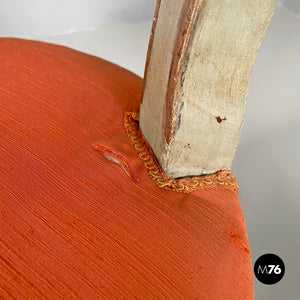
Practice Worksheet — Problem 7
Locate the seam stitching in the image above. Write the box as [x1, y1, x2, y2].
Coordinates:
[124, 111, 239, 193]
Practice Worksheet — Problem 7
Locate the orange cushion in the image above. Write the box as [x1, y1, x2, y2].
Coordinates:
[0, 38, 254, 299]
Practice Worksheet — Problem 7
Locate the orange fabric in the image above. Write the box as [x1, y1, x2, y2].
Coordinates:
[0, 38, 254, 299]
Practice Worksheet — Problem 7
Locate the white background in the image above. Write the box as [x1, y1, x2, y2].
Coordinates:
[1, 0, 299, 299]
[0, 0, 155, 36]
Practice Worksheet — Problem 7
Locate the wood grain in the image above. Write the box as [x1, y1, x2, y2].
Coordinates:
[140, 0, 278, 178]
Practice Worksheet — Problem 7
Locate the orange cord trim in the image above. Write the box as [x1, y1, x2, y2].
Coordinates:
[124, 111, 239, 193]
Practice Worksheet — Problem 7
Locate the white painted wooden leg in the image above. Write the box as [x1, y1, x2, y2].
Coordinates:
[140, 0, 278, 178]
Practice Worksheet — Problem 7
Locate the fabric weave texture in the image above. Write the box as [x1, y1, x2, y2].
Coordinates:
[0, 38, 253, 299]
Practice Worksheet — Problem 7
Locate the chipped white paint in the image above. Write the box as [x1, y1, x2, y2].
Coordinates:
[140, 0, 278, 178]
